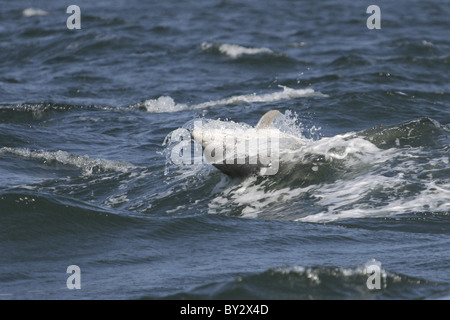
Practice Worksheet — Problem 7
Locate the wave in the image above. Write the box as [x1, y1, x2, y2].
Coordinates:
[22, 8, 49, 17]
[0, 190, 136, 243]
[0, 147, 136, 176]
[201, 42, 278, 59]
[207, 132, 385, 220]
[135, 86, 326, 113]
[0, 103, 119, 123]
[0, 103, 72, 119]
[1, 86, 326, 117]
[219, 119, 449, 222]
[164, 114, 449, 223]
[134, 96, 188, 113]
[157, 261, 448, 299]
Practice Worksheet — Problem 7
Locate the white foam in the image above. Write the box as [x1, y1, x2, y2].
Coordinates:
[300, 183, 450, 223]
[201, 42, 276, 59]
[0, 147, 135, 176]
[298, 150, 450, 223]
[192, 86, 322, 110]
[302, 133, 381, 162]
[208, 175, 313, 218]
[422, 40, 434, 47]
[104, 193, 130, 207]
[273, 259, 388, 282]
[142, 96, 188, 113]
[22, 8, 49, 17]
[140, 86, 325, 113]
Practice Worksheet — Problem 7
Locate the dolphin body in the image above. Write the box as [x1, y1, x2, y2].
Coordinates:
[191, 110, 305, 177]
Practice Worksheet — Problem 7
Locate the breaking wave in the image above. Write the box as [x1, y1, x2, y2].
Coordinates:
[135, 86, 325, 113]
[0, 147, 136, 176]
[201, 42, 278, 59]
[158, 261, 448, 299]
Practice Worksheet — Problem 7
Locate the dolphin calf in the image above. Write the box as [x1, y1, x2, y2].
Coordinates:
[191, 110, 305, 177]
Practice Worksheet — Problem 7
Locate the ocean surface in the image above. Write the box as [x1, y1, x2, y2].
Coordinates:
[1, 0, 449, 300]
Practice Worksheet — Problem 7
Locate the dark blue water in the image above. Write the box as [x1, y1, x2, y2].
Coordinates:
[1, 0, 449, 300]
